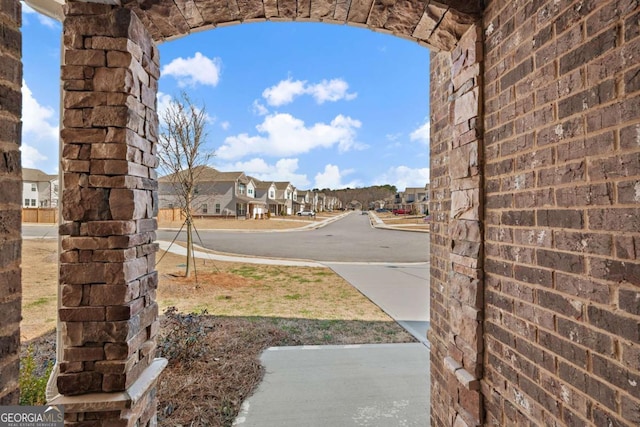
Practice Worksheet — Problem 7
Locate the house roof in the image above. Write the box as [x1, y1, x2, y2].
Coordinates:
[22, 168, 56, 183]
[273, 181, 293, 190]
[251, 179, 275, 190]
[159, 166, 247, 183]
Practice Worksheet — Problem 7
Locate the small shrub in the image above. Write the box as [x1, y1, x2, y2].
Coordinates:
[157, 306, 210, 367]
[20, 346, 53, 406]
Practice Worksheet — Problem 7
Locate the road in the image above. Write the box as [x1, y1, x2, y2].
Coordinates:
[22, 213, 429, 263]
[157, 211, 430, 263]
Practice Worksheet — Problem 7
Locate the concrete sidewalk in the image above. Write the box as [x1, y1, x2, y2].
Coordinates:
[232, 261, 431, 426]
[326, 262, 430, 346]
[234, 344, 430, 427]
[155, 220, 432, 426]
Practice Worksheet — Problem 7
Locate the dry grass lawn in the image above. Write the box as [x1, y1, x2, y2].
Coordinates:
[20, 236, 415, 426]
[157, 211, 340, 231]
[375, 212, 430, 231]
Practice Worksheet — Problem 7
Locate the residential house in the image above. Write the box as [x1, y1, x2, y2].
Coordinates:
[273, 182, 295, 215]
[22, 168, 58, 208]
[392, 184, 430, 214]
[404, 185, 430, 214]
[296, 190, 313, 212]
[315, 192, 326, 212]
[325, 195, 340, 211]
[251, 179, 278, 216]
[158, 166, 266, 219]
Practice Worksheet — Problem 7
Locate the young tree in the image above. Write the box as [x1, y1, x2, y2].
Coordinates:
[157, 92, 214, 277]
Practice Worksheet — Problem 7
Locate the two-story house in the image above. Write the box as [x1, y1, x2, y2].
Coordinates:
[273, 182, 295, 215]
[251, 179, 278, 217]
[159, 166, 266, 219]
[296, 190, 312, 212]
[393, 183, 430, 214]
[22, 168, 58, 208]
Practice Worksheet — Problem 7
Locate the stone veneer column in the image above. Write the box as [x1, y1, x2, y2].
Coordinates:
[428, 25, 484, 427]
[50, 2, 165, 425]
[0, 0, 22, 406]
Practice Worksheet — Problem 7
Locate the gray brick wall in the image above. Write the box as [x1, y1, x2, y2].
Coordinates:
[482, 0, 640, 425]
[0, 0, 22, 405]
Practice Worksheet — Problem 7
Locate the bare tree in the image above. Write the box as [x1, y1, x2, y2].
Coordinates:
[157, 92, 214, 277]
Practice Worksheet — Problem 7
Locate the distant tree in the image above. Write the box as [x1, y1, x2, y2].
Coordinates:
[157, 92, 214, 278]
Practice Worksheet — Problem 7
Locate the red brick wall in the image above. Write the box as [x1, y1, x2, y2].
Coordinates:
[0, 0, 22, 405]
[482, 0, 640, 425]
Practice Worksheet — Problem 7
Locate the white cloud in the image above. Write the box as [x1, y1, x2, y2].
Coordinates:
[374, 166, 430, 190]
[22, 80, 58, 143]
[21, 81, 59, 171]
[307, 79, 358, 104]
[220, 121, 230, 130]
[410, 120, 430, 145]
[252, 100, 269, 116]
[262, 79, 306, 107]
[314, 164, 361, 189]
[216, 113, 365, 160]
[218, 157, 310, 188]
[161, 52, 222, 88]
[20, 144, 47, 168]
[156, 92, 173, 119]
[22, 2, 59, 28]
[262, 78, 357, 107]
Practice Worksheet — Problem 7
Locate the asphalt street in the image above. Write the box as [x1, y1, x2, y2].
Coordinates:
[157, 211, 430, 263]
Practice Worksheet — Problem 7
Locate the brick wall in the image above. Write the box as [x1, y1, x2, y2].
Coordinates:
[0, 0, 21, 406]
[482, 0, 640, 425]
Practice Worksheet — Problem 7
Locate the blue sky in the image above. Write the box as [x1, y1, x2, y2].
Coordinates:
[21, 2, 431, 191]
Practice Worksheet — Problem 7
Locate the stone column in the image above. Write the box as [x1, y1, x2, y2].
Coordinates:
[49, 2, 165, 425]
[428, 25, 484, 427]
[0, 0, 22, 406]
[445, 26, 484, 427]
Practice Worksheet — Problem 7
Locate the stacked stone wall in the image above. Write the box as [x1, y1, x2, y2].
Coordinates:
[0, 0, 21, 406]
[482, 0, 640, 425]
[54, 2, 163, 425]
[429, 46, 455, 427]
[429, 24, 485, 427]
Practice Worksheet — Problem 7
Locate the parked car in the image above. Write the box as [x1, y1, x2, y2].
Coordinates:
[297, 210, 316, 217]
[393, 208, 410, 215]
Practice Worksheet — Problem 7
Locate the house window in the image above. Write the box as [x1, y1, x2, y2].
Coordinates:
[53, 184, 59, 193]
[31, 199, 36, 207]
[168, 203, 174, 209]
[248, 188, 253, 195]
[238, 184, 246, 195]
[202, 204, 208, 214]
[269, 191, 275, 198]
[31, 183, 36, 191]
[24, 199, 29, 207]
[215, 203, 221, 214]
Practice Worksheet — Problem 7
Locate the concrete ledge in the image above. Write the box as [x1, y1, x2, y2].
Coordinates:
[444, 356, 480, 391]
[49, 358, 167, 412]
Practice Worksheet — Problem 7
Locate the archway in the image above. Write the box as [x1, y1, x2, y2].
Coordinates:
[5, 1, 640, 426]
[8, 0, 483, 425]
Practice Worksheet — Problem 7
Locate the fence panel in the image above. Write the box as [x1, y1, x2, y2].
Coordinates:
[22, 208, 58, 223]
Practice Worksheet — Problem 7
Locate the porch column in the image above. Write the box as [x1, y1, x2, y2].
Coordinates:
[50, 2, 165, 425]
